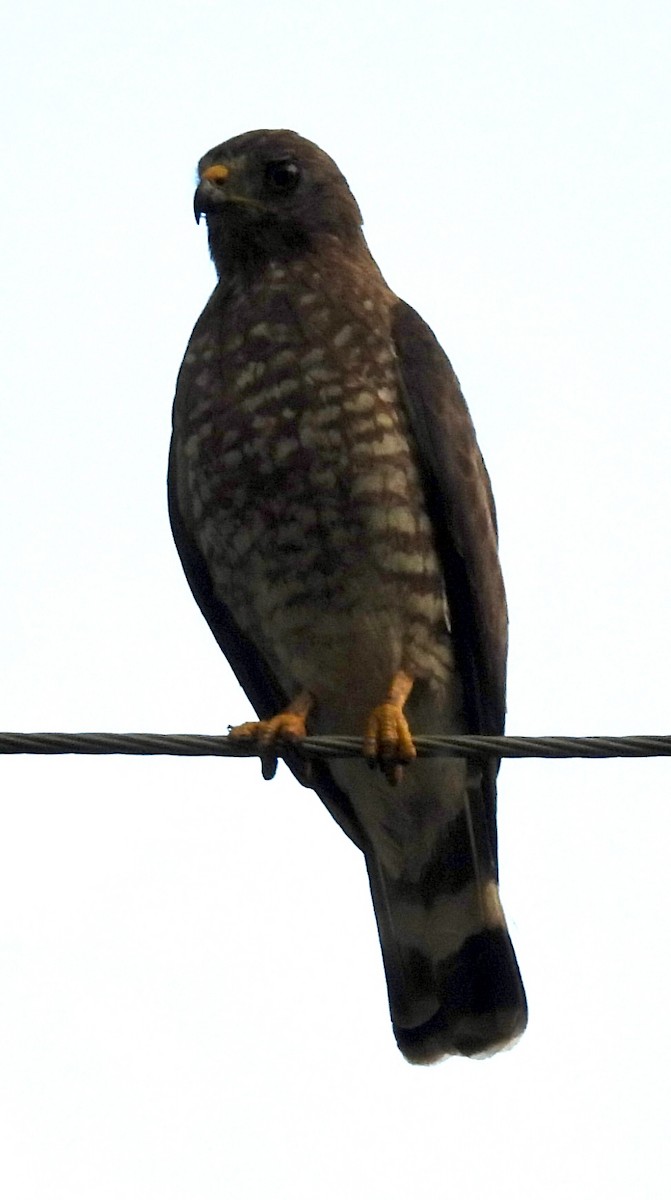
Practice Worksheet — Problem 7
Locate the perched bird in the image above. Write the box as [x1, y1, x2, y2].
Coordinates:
[169, 129, 527, 1063]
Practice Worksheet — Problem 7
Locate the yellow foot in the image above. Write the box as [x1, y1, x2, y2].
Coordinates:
[363, 671, 417, 786]
[228, 693, 312, 781]
[229, 710, 308, 747]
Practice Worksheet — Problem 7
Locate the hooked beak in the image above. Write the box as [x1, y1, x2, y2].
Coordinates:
[194, 164, 230, 224]
[194, 162, 266, 224]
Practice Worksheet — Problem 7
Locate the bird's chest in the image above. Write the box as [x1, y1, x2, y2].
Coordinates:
[186, 283, 420, 552]
[176, 267, 446, 691]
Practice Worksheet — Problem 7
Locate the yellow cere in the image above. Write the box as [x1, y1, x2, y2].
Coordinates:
[201, 164, 229, 183]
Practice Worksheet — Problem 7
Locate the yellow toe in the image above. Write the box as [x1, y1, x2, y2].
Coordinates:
[363, 702, 417, 784]
[229, 711, 308, 746]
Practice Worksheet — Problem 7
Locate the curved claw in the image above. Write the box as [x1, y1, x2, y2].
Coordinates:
[229, 711, 308, 746]
[228, 701, 311, 782]
[363, 702, 417, 785]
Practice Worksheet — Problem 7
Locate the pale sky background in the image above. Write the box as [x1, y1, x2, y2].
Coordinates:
[1, 2, 670, 1197]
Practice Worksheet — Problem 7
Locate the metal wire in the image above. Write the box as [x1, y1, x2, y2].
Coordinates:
[1, 731, 671, 759]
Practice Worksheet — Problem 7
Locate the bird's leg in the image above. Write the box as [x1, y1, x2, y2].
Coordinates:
[229, 691, 313, 780]
[363, 670, 417, 785]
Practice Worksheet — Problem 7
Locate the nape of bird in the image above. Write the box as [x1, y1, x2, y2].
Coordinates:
[168, 129, 527, 1063]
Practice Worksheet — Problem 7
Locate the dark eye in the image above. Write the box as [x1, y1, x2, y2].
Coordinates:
[264, 159, 301, 195]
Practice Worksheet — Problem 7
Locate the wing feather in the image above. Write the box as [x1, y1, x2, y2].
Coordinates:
[392, 300, 508, 737]
[392, 300, 508, 859]
[167, 434, 367, 850]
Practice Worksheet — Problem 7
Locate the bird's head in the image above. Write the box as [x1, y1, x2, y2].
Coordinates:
[193, 129, 364, 276]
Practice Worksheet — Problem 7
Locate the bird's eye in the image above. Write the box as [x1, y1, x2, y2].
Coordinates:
[264, 159, 301, 195]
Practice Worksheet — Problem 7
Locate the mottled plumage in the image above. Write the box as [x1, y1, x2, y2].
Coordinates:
[169, 129, 526, 1062]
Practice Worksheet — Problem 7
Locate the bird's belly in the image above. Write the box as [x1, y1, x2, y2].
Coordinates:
[189, 410, 454, 713]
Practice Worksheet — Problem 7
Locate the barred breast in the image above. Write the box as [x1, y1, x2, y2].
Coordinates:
[174, 247, 456, 725]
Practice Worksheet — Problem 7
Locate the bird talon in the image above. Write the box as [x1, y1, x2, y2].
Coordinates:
[228, 720, 261, 741]
[261, 753, 279, 781]
[363, 698, 417, 783]
[229, 709, 308, 781]
[229, 708, 308, 748]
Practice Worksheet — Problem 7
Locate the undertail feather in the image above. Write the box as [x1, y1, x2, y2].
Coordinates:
[365, 795, 527, 1063]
